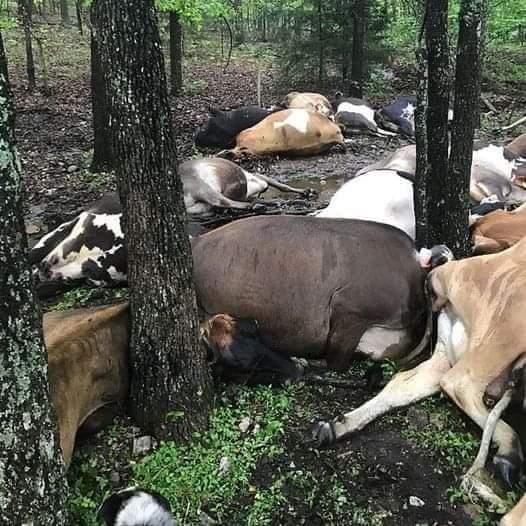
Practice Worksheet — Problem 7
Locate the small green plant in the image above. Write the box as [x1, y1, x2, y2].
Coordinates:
[81, 170, 114, 192]
[53, 287, 99, 311]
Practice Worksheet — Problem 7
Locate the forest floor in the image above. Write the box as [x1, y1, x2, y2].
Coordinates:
[5, 20, 526, 526]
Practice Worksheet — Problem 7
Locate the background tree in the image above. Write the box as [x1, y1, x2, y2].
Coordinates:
[91, 0, 213, 440]
[0, 32, 69, 524]
[350, 0, 368, 96]
[60, 0, 70, 24]
[169, 11, 183, 94]
[17, 0, 35, 91]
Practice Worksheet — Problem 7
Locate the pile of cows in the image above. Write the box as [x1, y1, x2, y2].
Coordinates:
[29, 91, 526, 525]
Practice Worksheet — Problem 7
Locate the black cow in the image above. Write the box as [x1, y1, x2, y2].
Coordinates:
[195, 106, 275, 149]
[375, 96, 417, 136]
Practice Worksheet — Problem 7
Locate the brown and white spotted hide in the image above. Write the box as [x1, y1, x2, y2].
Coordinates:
[44, 303, 129, 467]
[231, 109, 344, 157]
[283, 91, 333, 118]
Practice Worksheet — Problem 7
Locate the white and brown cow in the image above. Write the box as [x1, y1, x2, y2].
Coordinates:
[227, 109, 344, 157]
[282, 91, 333, 118]
[314, 239, 526, 487]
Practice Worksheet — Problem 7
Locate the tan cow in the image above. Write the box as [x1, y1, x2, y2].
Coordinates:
[472, 202, 526, 254]
[501, 495, 526, 525]
[283, 91, 333, 118]
[229, 109, 344, 157]
[44, 302, 129, 467]
[314, 239, 526, 486]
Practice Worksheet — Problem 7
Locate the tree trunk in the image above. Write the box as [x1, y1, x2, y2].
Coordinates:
[89, 30, 113, 172]
[317, 0, 324, 84]
[60, 0, 69, 24]
[350, 0, 368, 97]
[0, 33, 69, 525]
[91, 0, 212, 440]
[18, 0, 35, 92]
[75, 0, 82, 35]
[424, 0, 450, 247]
[169, 11, 183, 96]
[447, 0, 487, 257]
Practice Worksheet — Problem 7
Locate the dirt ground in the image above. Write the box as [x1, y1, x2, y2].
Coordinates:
[7, 24, 526, 526]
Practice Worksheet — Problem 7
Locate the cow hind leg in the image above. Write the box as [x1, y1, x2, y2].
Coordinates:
[313, 347, 450, 446]
[440, 365, 524, 487]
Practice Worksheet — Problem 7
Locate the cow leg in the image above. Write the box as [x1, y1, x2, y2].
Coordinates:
[313, 347, 450, 446]
[195, 184, 253, 210]
[440, 363, 524, 487]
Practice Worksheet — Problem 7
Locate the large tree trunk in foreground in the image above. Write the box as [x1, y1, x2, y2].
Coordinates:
[18, 0, 35, 91]
[89, 30, 113, 172]
[447, 0, 487, 257]
[91, 0, 212, 440]
[350, 0, 368, 97]
[169, 11, 183, 95]
[0, 33, 69, 524]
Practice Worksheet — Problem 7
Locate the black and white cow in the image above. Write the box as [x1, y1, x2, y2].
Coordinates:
[332, 94, 395, 136]
[375, 95, 417, 136]
[195, 106, 275, 149]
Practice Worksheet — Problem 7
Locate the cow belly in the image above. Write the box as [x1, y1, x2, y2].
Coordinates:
[357, 327, 411, 360]
[437, 309, 468, 365]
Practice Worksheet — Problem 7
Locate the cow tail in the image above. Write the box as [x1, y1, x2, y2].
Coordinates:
[397, 275, 433, 369]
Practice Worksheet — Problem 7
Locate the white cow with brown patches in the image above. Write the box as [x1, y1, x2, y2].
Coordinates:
[283, 91, 333, 118]
[314, 239, 526, 487]
[229, 109, 344, 157]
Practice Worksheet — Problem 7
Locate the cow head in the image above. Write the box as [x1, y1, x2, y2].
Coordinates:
[201, 314, 304, 385]
[194, 107, 235, 149]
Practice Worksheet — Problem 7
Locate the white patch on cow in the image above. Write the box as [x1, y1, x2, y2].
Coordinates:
[448, 108, 454, 121]
[401, 102, 415, 122]
[437, 308, 468, 365]
[31, 218, 76, 250]
[337, 102, 375, 124]
[274, 109, 310, 134]
[315, 170, 415, 239]
[186, 201, 214, 217]
[92, 213, 123, 238]
[115, 491, 175, 526]
[243, 170, 268, 197]
[45, 245, 106, 281]
[473, 145, 514, 180]
[356, 327, 407, 360]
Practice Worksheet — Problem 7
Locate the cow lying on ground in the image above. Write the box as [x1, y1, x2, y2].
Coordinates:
[45, 302, 302, 465]
[471, 202, 526, 254]
[192, 216, 451, 370]
[225, 109, 344, 157]
[375, 95, 417, 136]
[314, 239, 526, 487]
[501, 494, 526, 525]
[195, 106, 275, 149]
[30, 158, 303, 290]
[332, 94, 394, 136]
[282, 91, 333, 118]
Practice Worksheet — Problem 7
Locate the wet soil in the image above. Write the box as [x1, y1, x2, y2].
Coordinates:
[8, 25, 526, 526]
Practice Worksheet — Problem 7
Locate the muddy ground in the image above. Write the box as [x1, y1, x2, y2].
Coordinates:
[6, 23, 526, 526]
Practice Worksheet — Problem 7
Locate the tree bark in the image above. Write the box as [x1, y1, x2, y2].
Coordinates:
[317, 0, 324, 84]
[350, 0, 368, 97]
[60, 0, 69, 24]
[424, 0, 450, 247]
[447, 0, 487, 257]
[75, 0, 83, 35]
[91, 0, 212, 440]
[0, 32, 69, 524]
[169, 11, 183, 96]
[18, 0, 35, 92]
[89, 30, 113, 172]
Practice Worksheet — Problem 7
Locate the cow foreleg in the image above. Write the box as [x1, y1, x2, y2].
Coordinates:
[313, 347, 450, 446]
[441, 366, 524, 487]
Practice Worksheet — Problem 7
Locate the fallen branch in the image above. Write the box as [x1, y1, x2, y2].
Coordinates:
[501, 115, 526, 132]
[481, 95, 497, 114]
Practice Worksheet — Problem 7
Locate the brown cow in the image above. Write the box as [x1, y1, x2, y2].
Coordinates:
[44, 302, 129, 467]
[472, 202, 526, 254]
[229, 109, 344, 157]
[283, 91, 333, 118]
[314, 239, 526, 487]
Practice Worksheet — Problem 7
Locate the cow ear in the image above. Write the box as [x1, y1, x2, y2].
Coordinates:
[209, 105, 221, 116]
[334, 91, 343, 100]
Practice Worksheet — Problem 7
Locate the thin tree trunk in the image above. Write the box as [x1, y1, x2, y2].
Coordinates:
[33, 32, 50, 95]
[169, 11, 182, 96]
[350, 0, 368, 97]
[424, 0, 450, 247]
[317, 0, 323, 84]
[75, 0, 83, 35]
[447, 0, 487, 257]
[89, 30, 113, 172]
[18, 0, 35, 92]
[60, 0, 69, 24]
[0, 32, 69, 524]
[91, 0, 212, 440]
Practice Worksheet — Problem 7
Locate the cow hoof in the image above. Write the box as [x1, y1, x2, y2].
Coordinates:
[493, 455, 521, 488]
[312, 421, 336, 447]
